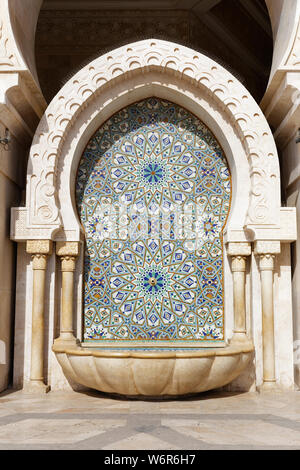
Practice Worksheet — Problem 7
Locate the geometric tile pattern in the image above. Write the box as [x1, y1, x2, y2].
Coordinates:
[76, 97, 231, 345]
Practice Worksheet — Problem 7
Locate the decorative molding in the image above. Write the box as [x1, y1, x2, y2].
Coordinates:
[0, 74, 42, 145]
[26, 239, 53, 255]
[56, 241, 80, 257]
[0, 2, 46, 145]
[278, 207, 297, 241]
[227, 242, 251, 256]
[11, 208, 54, 241]
[243, 208, 297, 243]
[261, 9, 300, 148]
[11, 39, 286, 243]
[262, 72, 300, 149]
[254, 240, 281, 255]
[286, 17, 300, 67]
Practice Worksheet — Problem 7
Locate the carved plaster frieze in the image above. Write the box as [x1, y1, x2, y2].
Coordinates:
[26, 239, 53, 255]
[254, 240, 281, 255]
[10, 208, 54, 241]
[246, 208, 297, 243]
[227, 242, 252, 256]
[56, 241, 80, 257]
[11, 39, 294, 243]
[29, 42, 279, 225]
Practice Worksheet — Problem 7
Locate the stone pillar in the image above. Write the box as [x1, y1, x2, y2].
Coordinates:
[255, 241, 280, 391]
[53, 241, 80, 352]
[227, 242, 251, 344]
[26, 240, 52, 392]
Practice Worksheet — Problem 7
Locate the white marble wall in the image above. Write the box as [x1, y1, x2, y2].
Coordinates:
[0, 123, 27, 392]
[282, 133, 300, 387]
[0, 0, 46, 392]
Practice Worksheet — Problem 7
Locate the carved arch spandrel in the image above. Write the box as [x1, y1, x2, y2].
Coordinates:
[21, 39, 282, 239]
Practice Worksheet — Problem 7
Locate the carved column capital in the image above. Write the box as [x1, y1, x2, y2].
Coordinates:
[231, 255, 247, 272]
[258, 253, 276, 271]
[61, 256, 76, 272]
[31, 253, 47, 270]
[26, 240, 52, 271]
[56, 242, 80, 272]
[228, 242, 250, 274]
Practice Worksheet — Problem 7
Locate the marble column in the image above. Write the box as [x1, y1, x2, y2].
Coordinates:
[53, 241, 80, 352]
[227, 242, 251, 344]
[255, 241, 280, 391]
[26, 240, 52, 392]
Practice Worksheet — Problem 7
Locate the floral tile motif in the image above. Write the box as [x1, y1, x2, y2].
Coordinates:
[76, 97, 231, 344]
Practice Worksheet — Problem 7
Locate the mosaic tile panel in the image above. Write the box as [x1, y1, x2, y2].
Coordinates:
[76, 97, 231, 345]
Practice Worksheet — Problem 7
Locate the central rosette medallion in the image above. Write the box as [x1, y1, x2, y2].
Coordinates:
[137, 154, 171, 191]
[135, 264, 172, 301]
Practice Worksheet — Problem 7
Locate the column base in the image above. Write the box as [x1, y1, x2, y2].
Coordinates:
[257, 381, 282, 393]
[53, 335, 81, 353]
[23, 380, 51, 394]
[229, 333, 251, 346]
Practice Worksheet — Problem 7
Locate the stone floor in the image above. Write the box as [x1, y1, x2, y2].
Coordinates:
[0, 388, 299, 450]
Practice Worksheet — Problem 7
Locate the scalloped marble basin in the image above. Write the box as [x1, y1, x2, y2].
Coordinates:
[54, 341, 254, 396]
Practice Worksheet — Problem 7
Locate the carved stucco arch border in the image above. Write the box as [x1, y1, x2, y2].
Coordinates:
[11, 39, 296, 243]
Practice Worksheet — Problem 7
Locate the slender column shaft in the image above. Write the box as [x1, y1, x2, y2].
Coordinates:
[26, 240, 52, 392]
[231, 255, 247, 339]
[227, 242, 251, 345]
[259, 254, 276, 385]
[53, 242, 80, 352]
[60, 256, 76, 339]
[30, 254, 47, 382]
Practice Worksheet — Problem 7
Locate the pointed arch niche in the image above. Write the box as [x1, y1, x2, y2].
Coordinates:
[11, 40, 296, 396]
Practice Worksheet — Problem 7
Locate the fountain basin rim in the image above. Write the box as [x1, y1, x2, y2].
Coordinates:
[53, 341, 254, 358]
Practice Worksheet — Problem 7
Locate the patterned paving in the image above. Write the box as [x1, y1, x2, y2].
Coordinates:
[0, 390, 299, 450]
[76, 97, 231, 345]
